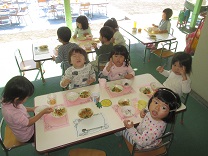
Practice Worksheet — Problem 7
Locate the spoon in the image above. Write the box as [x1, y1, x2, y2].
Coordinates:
[82, 126, 103, 133]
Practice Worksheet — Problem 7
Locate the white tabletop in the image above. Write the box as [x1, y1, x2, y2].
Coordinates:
[34, 73, 186, 153]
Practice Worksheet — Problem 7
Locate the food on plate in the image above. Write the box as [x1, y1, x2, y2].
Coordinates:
[149, 34, 156, 39]
[79, 90, 90, 98]
[118, 99, 130, 106]
[142, 87, 151, 94]
[39, 45, 48, 50]
[66, 92, 79, 101]
[52, 106, 67, 117]
[111, 85, 123, 93]
[101, 99, 112, 107]
[78, 108, 93, 119]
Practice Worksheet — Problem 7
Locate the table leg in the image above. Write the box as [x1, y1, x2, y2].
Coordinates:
[143, 46, 147, 63]
[38, 61, 45, 83]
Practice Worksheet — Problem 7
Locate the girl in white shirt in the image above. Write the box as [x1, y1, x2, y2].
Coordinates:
[156, 52, 192, 97]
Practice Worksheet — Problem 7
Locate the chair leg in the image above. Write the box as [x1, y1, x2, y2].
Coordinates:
[180, 112, 184, 125]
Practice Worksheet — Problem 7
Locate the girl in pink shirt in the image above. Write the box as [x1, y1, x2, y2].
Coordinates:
[1, 76, 53, 143]
[102, 45, 135, 81]
[116, 88, 181, 149]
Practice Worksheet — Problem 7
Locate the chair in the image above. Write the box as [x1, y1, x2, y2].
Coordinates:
[97, 52, 110, 78]
[79, 2, 91, 17]
[123, 35, 131, 53]
[0, 117, 27, 156]
[148, 40, 178, 65]
[69, 148, 106, 156]
[180, 93, 190, 124]
[14, 49, 44, 82]
[124, 132, 174, 156]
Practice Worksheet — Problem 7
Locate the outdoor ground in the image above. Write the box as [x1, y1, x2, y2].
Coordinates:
[0, 0, 185, 43]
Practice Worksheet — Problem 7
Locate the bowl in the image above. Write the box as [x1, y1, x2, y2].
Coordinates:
[79, 90, 91, 98]
[66, 92, 79, 101]
[137, 100, 148, 110]
[132, 28, 137, 33]
[39, 45, 48, 50]
[121, 106, 135, 117]
[121, 79, 132, 87]
[118, 98, 130, 106]
[139, 86, 153, 95]
[52, 105, 67, 118]
[78, 108, 93, 119]
[110, 84, 123, 93]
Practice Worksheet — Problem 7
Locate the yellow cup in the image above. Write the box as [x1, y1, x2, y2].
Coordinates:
[137, 100, 147, 110]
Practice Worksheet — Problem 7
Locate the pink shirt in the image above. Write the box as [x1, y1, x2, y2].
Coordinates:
[1, 103, 34, 142]
[102, 62, 135, 81]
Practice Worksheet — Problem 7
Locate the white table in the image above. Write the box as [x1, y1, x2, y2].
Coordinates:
[119, 20, 176, 63]
[34, 73, 186, 153]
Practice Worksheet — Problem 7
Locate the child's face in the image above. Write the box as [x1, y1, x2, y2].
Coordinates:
[112, 54, 125, 67]
[162, 12, 166, 20]
[70, 52, 85, 69]
[76, 22, 82, 29]
[172, 61, 183, 75]
[99, 34, 104, 44]
[149, 97, 170, 121]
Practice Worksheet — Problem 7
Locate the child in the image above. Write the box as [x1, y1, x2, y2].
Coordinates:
[60, 47, 96, 89]
[118, 88, 181, 149]
[104, 18, 126, 47]
[102, 45, 135, 81]
[52, 26, 79, 72]
[72, 15, 92, 39]
[91, 26, 114, 70]
[156, 52, 192, 97]
[1, 76, 53, 143]
[152, 8, 173, 33]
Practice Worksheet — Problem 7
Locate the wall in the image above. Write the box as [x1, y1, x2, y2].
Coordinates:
[190, 14, 208, 102]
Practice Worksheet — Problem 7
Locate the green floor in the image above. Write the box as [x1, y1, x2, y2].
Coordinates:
[1, 43, 208, 156]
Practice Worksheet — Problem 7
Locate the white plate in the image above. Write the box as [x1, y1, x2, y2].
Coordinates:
[110, 84, 123, 93]
[121, 106, 135, 117]
[66, 92, 79, 101]
[118, 98, 130, 106]
[35, 105, 50, 114]
[79, 90, 91, 99]
[139, 86, 153, 95]
[52, 106, 67, 118]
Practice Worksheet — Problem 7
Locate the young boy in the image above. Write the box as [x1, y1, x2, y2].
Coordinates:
[52, 26, 79, 73]
[91, 26, 114, 71]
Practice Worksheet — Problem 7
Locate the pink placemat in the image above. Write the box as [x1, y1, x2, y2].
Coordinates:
[63, 94, 92, 107]
[112, 104, 140, 121]
[43, 113, 69, 131]
[106, 86, 135, 98]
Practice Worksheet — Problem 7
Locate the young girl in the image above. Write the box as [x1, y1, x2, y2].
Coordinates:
[104, 18, 126, 47]
[156, 52, 192, 97]
[60, 47, 96, 89]
[102, 45, 135, 81]
[152, 8, 173, 33]
[72, 15, 92, 39]
[1, 76, 53, 143]
[119, 88, 181, 149]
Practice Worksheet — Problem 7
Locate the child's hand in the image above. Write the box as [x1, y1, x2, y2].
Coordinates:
[156, 66, 164, 73]
[73, 35, 77, 39]
[91, 43, 97, 49]
[124, 74, 134, 79]
[52, 55, 56, 61]
[152, 24, 157, 27]
[61, 78, 71, 87]
[106, 58, 114, 72]
[42, 107, 53, 114]
[123, 120, 134, 129]
[179, 66, 187, 80]
[140, 109, 147, 118]
[87, 77, 95, 85]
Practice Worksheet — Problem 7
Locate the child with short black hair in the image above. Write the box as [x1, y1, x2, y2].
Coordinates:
[73, 15, 92, 39]
[60, 47, 95, 89]
[1, 76, 53, 143]
[91, 26, 114, 70]
[156, 52, 192, 97]
[52, 26, 79, 72]
[102, 45, 135, 80]
[104, 17, 126, 46]
[117, 88, 181, 149]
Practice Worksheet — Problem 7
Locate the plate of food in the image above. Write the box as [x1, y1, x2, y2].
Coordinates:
[121, 106, 135, 117]
[52, 105, 67, 118]
[118, 98, 130, 107]
[78, 108, 93, 119]
[149, 34, 156, 39]
[39, 45, 48, 50]
[101, 99, 112, 107]
[79, 90, 91, 98]
[66, 92, 79, 101]
[110, 84, 123, 93]
[139, 86, 153, 95]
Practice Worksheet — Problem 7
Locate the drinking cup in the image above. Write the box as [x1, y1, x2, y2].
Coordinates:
[138, 28, 142, 33]
[47, 94, 57, 105]
[91, 92, 100, 104]
[99, 78, 106, 87]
